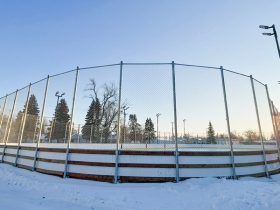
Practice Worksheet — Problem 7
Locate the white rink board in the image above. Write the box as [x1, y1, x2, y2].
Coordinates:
[36, 161, 64, 172]
[17, 158, 34, 167]
[69, 153, 115, 163]
[180, 168, 232, 177]
[119, 155, 175, 164]
[19, 150, 36, 157]
[68, 165, 115, 176]
[5, 148, 17, 155]
[179, 156, 231, 165]
[236, 165, 266, 175]
[37, 151, 66, 160]
[0, 143, 279, 180]
[118, 167, 175, 177]
[3, 155, 15, 163]
[267, 162, 280, 171]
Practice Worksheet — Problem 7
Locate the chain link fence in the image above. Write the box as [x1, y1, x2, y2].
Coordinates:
[0, 62, 279, 179]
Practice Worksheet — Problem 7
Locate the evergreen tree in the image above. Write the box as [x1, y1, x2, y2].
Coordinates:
[50, 98, 70, 142]
[128, 114, 141, 142]
[10, 111, 24, 143]
[144, 118, 155, 143]
[82, 98, 101, 142]
[11, 94, 40, 143]
[24, 94, 40, 116]
[207, 121, 216, 144]
[23, 94, 40, 142]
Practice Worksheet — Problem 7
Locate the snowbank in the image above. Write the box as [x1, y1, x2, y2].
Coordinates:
[0, 164, 280, 210]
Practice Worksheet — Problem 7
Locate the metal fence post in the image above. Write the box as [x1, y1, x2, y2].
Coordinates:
[265, 85, 280, 160]
[15, 83, 32, 166]
[172, 61, 179, 183]
[271, 101, 280, 159]
[220, 66, 237, 179]
[31, 118, 37, 143]
[77, 124, 80, 143]
[90, 124, 93, 143]
[32, 76, 49, 171]
[48, 119, 54, 142]
[1, 90, 18, 163]
[250, 75, 269, 177]
[0, 95, 8, 137]
[63, 67, 79, 178]
[271, 101, 280, 139]
[271, 101, 280, 131]
[114, 61, 123, 183]
[5, 91, 19, 145]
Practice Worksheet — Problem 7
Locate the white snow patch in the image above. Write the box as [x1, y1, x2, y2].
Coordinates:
[0, 164, 280, 210]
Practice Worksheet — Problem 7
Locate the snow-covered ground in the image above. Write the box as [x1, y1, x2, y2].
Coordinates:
[0, 164, 280, 210]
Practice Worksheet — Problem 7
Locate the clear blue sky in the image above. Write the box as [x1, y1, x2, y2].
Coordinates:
[0, 0, 280, 137]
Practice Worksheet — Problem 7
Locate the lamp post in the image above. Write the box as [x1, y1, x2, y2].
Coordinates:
[50, 91, 65, 142]
[55, 91, 65, 108]
[259, 24, 280, 59]
[122, 105, 129, 143]
[156, 113, 161, 143]
[183, 119, 186, 139]
[171, 122, 174, 142]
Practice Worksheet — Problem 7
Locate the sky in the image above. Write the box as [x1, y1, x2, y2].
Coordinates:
[0, 0, 280, 137]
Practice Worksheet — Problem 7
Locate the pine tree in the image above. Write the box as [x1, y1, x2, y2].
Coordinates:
[50, 98, 70, 142]
[82, 98, 101, 142]
[10, 111, 24, 143]
[24, 94, 40, 142]
[207, 121, 216, 144]
[128, 114, 141, 143]
[144, 118, 155, 143]
[10, 94, 40, 143]
[24, 94, 40, 116]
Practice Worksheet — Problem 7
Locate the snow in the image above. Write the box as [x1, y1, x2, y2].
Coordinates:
[1, 164, 280, 210]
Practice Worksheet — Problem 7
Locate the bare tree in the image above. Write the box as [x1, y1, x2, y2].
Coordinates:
[83, 79, 121, 143]
[243, 130, 259, 144]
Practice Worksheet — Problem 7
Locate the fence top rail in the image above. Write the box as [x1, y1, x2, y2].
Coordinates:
[123, 62, 172, 65]
[252, 77, 266, 86]
[0, 61, 268, 99]
[49, 69, 77, 78]
[0, 95, 7, 100]
[175, 63, 220, 70]
[31, 77, 48, 86]
[17, 83, 32, 92]
[79, 63, 120, 70]
[5, 90, 18, 97]
[223, 68, 250, 78]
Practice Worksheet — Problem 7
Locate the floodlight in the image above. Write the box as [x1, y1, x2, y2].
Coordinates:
[259, 25, 270, 29]
[262, 33, 274, 36]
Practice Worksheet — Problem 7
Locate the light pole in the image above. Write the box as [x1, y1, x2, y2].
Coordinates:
[111, 120, 117, 143]
[156, 113, 161, 143]
[55, 91, 65, 108]
[259, 24, 280, 59]
[122, 105, 129, 143]
[171, 122, 174, 142]
[51, 91, 65, 142]
[183, 119, 186, 139]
